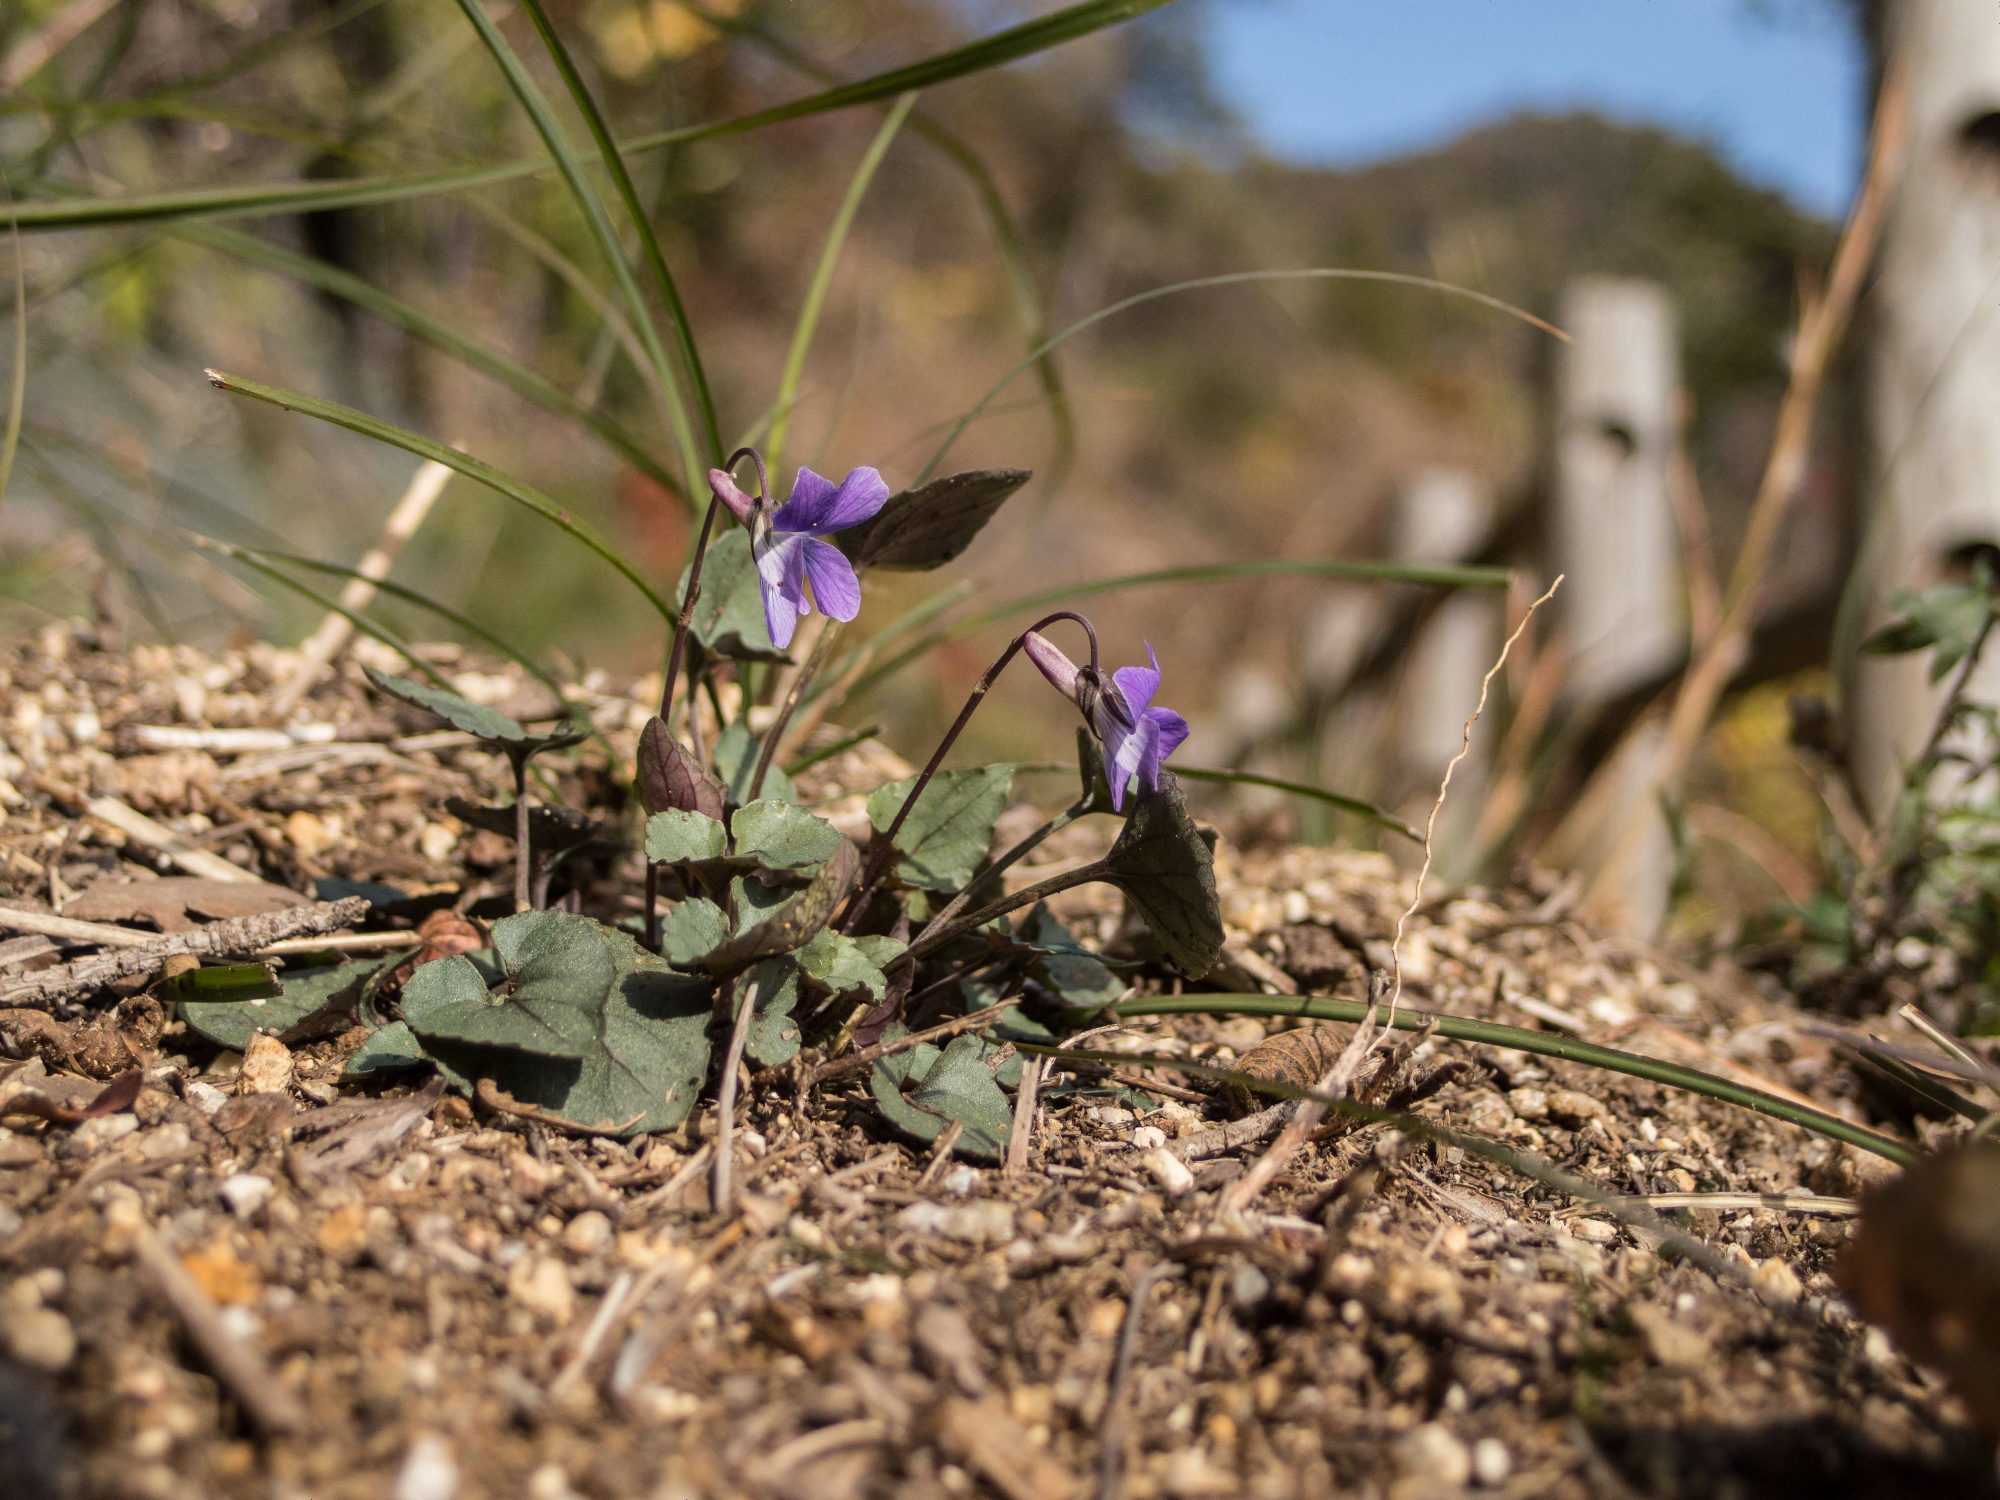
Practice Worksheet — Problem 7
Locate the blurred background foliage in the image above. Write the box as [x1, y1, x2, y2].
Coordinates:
[0, 0, 1856, 916]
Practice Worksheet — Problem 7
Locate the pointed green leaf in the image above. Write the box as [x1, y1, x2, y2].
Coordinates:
[795, 927, 900, 1004]
[841, 468, 1030, 570]
[645, 809, 729, 865]
[657, 896, 730, 968]
[870, 1033, 1013, 1161]
[866, 765, 1014, 892]
[683, 530, 791, 663]
[1103, 773, 1223, 979]
[733, 800, 844, 872]
[743, 957, 804, 1067]
[363, 666, 556, 745]
[699, 841, 862, 971]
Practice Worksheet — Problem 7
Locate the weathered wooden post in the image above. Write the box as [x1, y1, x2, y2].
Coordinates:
[1548, 277, 1684, 932]
[1389, 468, 1496, 875]
[1851, 0, 2000, 816]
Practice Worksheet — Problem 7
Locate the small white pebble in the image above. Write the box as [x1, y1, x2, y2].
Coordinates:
[218, 1174, 274, 1218]
[394, 1434, 459, 1500]
[560, 1212, 614, 1257]
[4, 1306, 75, 1371]
[1142, 1147, 1195, 1196]
[1394, 1422, 1470, 1488]
[183, 1080, 229, 1116]
[1129, 1125, 1167, 1151]
[1471, 1437, 1512, 1487]
[941, 1165, 980, 1197]
[1567, 1218, 1618, 1246]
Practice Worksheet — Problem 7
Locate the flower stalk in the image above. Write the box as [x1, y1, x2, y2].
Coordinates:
[839, 610, 1099, 932]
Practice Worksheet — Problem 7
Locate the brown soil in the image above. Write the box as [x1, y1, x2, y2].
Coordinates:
[0, 625, 1990, 1500]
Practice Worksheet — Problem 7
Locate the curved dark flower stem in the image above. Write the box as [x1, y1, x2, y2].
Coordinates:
[659, 447, 763, 724]
[508, 747, 534, 913]
[914, 794, 1092, 948]
[749, 620, 843, 802]
[839, 610, 1099, 934]
[711, 970, 757, 1214]
[887, 859, 1112, 971]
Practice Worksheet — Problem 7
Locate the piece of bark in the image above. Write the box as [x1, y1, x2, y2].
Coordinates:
[63, 878, 308, 934]
[0, 898, 371, 1010]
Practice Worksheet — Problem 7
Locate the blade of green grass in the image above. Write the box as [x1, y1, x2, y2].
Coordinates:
[1170, 767, 1420, 841]
[0, 187, 25, 521]
[1018, 1043, 1772, 1283]
[204, 368, 674, 623]
[180, 223, 685, 502]
[1116, 992, 1916, 1164]
[192, 539, 455, 691]
[451, 0, 703, 499]
[7, 0, 1181, 230]
[917, 267, 1571, 483]
[516, 0, 721, 469]
[230, 546, 573, 715]
[784, 723, 883, 776]
[683, 0, 1074, 467]
[766, 91, 916, 476]
[839, 557, 1511, 707]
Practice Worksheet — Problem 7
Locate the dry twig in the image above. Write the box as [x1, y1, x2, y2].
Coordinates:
[0, 897, 370, 1009]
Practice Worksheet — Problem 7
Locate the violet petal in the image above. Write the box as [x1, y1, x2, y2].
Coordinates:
[802, 537, 863, 621]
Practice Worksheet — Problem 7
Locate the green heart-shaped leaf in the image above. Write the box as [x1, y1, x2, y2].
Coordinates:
[866, 765, 1014, 893]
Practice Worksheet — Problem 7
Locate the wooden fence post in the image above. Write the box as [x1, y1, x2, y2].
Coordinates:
[1851, 0, 2000, 816]
[1549, 276, 1684, 932]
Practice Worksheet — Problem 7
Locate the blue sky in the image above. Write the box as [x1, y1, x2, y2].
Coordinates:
[1203, 0, 1866, 217]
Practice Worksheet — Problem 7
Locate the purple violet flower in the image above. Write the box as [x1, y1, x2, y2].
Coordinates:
[710, 464, 890, 649]
[1024, 631, 1190, 811]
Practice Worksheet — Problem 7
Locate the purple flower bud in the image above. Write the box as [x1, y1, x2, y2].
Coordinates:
[1026, 631, 1188, 812]
[1023, 630, 1080, 698]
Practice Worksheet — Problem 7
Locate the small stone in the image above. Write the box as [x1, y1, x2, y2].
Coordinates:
[1470, 1438, 1512, 1487]
[1155, 1100, 1203, 1137]
[1093, 1107, 1135, 1127]
[218, 1174, 274, 1217]
[1505, 1086, 1548, 1122]
[1567, 1217, 1618, 1245]
[5, 1305, 76, 1371]
[1228, 1263, 1271, 1310]
[183, 1080, 229, 1116]
[1629, 1304, 1711, 1368]
[560, 1212, 614, 1257]
[65, 1113, 139, 1155]
[1752, 1257, 1803, 1302]
[506, 1152, 554, 1198]
[1143, 1147, 1195, 1196]
[1394, 1422, 1471, 1489]
[507, 1254, 576, 1324]
[941, 1165, 980, 1196]
[394, 1434, 459, 1500]
[1130, 1125, 1168, 1151]
[1543, 1089, 1608, 1128]
[238, 1034, 293, 1095]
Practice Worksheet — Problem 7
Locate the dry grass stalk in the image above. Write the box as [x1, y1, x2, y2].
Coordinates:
[1219, 577, 1564, 1217]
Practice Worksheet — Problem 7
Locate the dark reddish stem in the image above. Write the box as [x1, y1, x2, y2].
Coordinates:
[838, 610, 1098, 933]
[658, 446, 764, 725]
